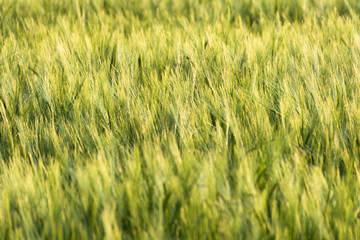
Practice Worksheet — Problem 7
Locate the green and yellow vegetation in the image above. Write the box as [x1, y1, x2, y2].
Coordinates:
[1, 0, 360, 239]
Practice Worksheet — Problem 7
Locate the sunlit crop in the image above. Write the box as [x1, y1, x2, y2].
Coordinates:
[1, 0, 360, 239]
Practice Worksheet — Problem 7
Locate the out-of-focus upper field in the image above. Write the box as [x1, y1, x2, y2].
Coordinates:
[1, 0, 360, 239]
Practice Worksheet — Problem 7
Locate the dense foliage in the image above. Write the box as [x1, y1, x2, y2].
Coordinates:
[1, 0, 360, 239]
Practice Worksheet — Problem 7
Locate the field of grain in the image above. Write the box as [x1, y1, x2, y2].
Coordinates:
[1, 0, 360, 239]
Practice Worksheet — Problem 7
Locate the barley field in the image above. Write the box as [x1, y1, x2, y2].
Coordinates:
[1, 0, 360, 239]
